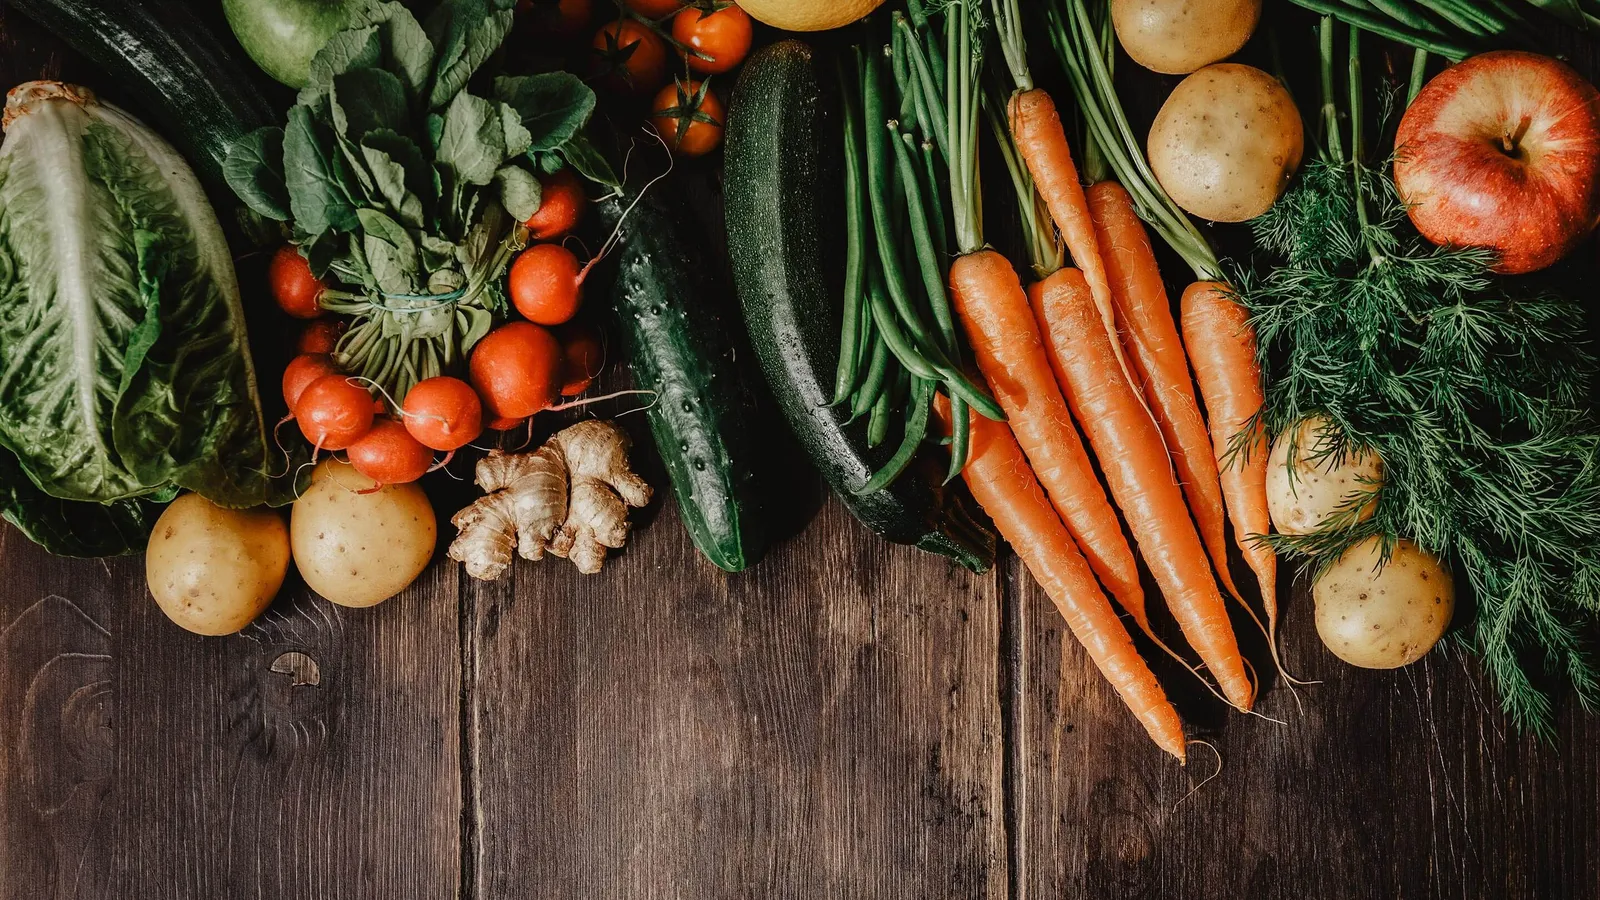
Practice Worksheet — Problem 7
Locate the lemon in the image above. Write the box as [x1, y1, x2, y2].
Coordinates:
[737, 0, 886, 31]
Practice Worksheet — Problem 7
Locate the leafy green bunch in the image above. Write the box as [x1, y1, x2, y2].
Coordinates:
[1242, 21, 1600, 731]
[225, 0, 608, 398]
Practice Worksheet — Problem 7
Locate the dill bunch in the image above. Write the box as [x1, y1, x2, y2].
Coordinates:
[1239, 154, 1600, 732]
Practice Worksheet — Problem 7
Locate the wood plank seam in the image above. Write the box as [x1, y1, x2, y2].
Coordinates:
[460, 566, 482, 900]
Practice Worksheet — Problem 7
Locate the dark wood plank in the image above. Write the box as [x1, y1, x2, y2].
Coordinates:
[1012, 571, 1600, 899]
[468, 496, 1008, 900]
[0, 521, 463, 899]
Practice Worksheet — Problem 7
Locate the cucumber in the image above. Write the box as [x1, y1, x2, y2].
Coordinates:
[724, 41, 996, 573]
[594, 186, 769, 573]
[9, 0, 277, 193]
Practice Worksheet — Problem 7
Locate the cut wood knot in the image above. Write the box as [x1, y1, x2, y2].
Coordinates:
[269, 652, 321, 687]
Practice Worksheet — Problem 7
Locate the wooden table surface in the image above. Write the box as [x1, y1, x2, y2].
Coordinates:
[2, 4, 1598, 899]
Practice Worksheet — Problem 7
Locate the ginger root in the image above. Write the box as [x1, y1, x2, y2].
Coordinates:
[449, 420, 651, 578]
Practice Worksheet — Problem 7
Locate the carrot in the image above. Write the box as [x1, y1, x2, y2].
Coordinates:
[935, 395, 1186, 761]
[1033, 268, 1255, 712]
[1007, 90, 1127, 374]
[1180, 283, 1277, 645]
[1086, 181, 1242, 604]
[948, 249, 1148, 631]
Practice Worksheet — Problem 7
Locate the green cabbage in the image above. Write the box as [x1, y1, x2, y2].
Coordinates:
[0, 82, 269, 552]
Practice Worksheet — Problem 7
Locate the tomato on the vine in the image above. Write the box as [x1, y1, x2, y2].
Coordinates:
[650, 79, 725, 156]
[591, 18, 667, 95]
[672, 3, 752, 75]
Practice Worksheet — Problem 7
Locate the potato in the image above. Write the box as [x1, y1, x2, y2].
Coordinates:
[291, 458, 436, 608]
[1266, 415, 1383, 535]
[1148, 63, 1303, 222]
[1314, 537, 1454, 668]
[145, 494, 290, 635]
[1112, 0, 1261, 75]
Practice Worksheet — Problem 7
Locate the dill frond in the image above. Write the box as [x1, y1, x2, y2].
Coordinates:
[1238, 156, 1600, 733]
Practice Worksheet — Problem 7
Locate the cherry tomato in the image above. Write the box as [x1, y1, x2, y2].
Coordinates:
[591, 19, 667, 95]
[650, 79, 725, 156]
[269, 244, 324, 319]
[625, 0, 684, 17]
[516, 0, 591, 36]
[672, 4, 752, 75]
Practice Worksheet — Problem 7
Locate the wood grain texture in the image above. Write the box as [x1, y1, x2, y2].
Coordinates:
[1011, 569, 1600, 900]
[468, 495, 1008, 900]
[0, 522, 464, 900]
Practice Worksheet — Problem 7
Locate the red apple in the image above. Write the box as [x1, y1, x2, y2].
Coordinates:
[1394, 50, 1600, 274]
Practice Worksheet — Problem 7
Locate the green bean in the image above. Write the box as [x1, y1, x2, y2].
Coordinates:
[917, 138, 950, 274]
[850, 333, 892, 422]
[857, 376, 934, 494]
[867, 385, 891, 448]
[905, 0, 947, 99]
[833, 56, 870, 406]
[869, 366, 908, 447]
[888, 121, 958, 350]
[863, 48, 940, 349]
[937, 364, 1006, 421]
[890, 23, 919, 131]
[896, 14, 949, 162]
[865, 267, 940, 381]
[945, 393, 970, 483]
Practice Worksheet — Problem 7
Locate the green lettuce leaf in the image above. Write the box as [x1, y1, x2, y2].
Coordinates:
[0, 90, 269, 516]
[0, 445, 155, 556]
[223, 126, 289, 221]
[425, 0, 515, 110]
[493, 73, 595, 153]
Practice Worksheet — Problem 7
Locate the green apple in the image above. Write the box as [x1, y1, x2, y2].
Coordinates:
[222, 0, 358, 88]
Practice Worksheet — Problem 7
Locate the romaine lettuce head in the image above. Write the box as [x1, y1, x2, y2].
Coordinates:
[0, 81, 269, 511]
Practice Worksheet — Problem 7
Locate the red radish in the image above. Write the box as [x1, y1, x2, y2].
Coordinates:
[556, 321, 604, 396]
[269, 244, 325, 319]
[469, 321, 564, 418]
[509, 243, 585, 325]
[346, 418, 434, 484]
[296, 375, 375, 450]
[297, 318, 346, 355]
[487, 415, 528, 431]
[402, 376, 484, 451]
[525, 169, 587, 240]
[282, 354, 338, 413]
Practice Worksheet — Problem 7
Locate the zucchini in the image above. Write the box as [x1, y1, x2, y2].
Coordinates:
[725, 41, 996, 573]
[594, 186, 769, 573]
[9, 0, 276, 193]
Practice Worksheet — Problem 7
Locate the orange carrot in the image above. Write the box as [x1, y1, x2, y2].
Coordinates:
[1008, 90, 1128, 376]
[1086, 181, 1241, 603]
[1181, 283, 1277, 643]
[936, 395, 1187, 761]
[948, 249, 1148, 631]
[1033, 268, 1255, 712]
